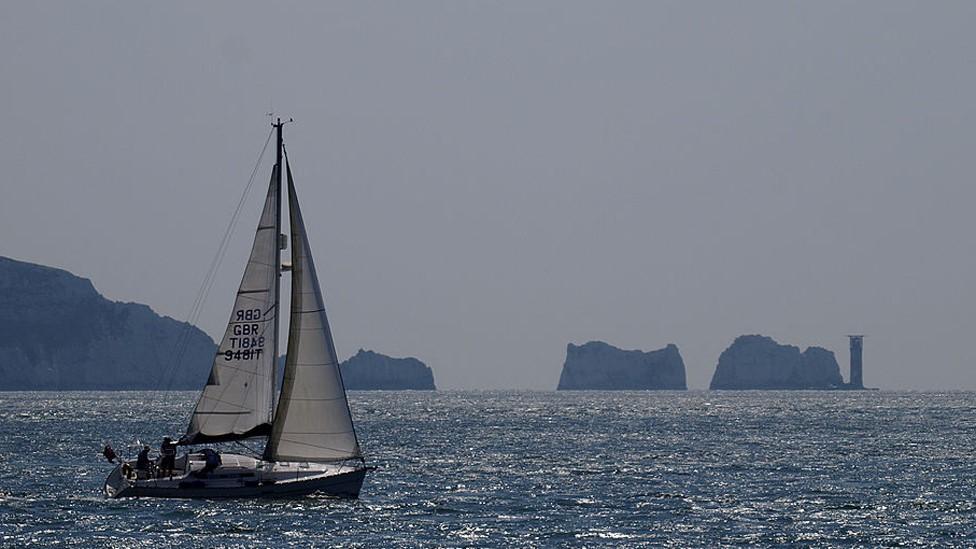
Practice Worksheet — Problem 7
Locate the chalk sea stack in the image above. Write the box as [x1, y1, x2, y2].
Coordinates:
[709, 334, 844, 390]
[557, 341, 687, 390]
[340, 349, 436, 390]
[0, 256, 215, 390]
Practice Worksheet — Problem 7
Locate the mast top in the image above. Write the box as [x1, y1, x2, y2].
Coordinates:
[272, 116, 294, 128]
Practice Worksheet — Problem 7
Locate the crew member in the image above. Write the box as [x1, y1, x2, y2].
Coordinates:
[102, 444, 117, 463]
[198, 448, 222, 477]
[159, 437, 177, 478]
[136, 445, 152, 472]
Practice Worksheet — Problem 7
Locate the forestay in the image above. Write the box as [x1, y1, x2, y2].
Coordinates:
[183, 168, 280, 444]
[264, 163, 362, 462]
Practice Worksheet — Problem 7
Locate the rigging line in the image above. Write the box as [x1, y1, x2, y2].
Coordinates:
[160, 155, 274, 417]
[143, 127, 275, 431]
[175, 184, 280, 432]
[181, 177, 278, 401]
[167, 129, 275, 382]
[169, 130, 276, 388]
[232, 439, 264, 458]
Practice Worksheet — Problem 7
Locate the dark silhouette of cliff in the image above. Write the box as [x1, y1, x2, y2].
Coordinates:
[339, 349, 436, 390]
[557, 341, 687, 390]
[276, 349, 437, 390]
[0, 256, 215, 390]
[709, 334, 845, 390]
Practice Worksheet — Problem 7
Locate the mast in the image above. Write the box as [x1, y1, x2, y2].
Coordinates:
[271, 118, 284, 420]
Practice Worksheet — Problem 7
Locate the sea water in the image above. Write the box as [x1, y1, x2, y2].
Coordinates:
[0, 390, 974, 547]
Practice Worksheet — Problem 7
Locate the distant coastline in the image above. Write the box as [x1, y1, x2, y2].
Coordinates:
[0, 257, 437, 391]
[2, 256, 878, 392]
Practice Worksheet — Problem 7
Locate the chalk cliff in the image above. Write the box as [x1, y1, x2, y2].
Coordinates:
[709, 335, 844, 390]
[0, 256, 215, 390]
[557, 341, 687, 390]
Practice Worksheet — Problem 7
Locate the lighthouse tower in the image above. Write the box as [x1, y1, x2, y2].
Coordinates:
[848, 335, 864, 389]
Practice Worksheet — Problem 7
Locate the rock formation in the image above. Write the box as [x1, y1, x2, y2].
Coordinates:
[709, 334, 845, 390]
[0, 256, 215, 390]
[556, 341, 687, 390]
[339, 349, 436, 390]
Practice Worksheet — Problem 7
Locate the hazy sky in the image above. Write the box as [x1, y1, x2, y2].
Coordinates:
[2, 2, 974, 389]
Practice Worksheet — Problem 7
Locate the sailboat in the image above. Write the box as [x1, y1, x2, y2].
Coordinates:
[104, 119, 370, 498]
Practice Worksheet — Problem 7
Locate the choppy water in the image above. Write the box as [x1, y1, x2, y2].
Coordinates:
[1, 390, 974, 547]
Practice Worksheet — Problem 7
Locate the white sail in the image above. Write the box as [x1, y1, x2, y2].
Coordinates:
[184, 168, 280, 444]
[265, 163, 362, 462]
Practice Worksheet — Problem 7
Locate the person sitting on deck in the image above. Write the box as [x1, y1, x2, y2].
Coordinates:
[159, 437, 177, 478]
[197, 448, 222, 477]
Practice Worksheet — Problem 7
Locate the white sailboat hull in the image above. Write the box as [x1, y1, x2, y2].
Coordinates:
[103, 453, 369, 499]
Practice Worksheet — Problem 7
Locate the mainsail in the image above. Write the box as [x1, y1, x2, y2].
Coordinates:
[183, 167, 280, 444]
[264, 162, 362, 462]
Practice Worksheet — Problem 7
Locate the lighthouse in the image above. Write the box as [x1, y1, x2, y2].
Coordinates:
[848, 335, 864, 389]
